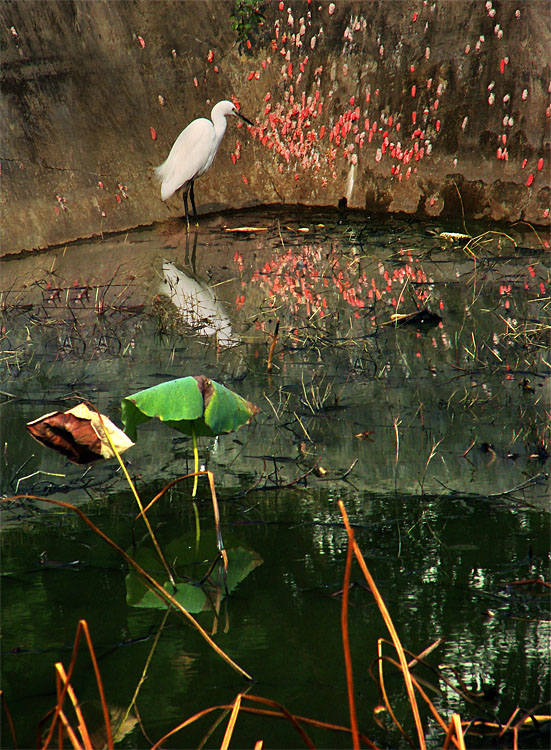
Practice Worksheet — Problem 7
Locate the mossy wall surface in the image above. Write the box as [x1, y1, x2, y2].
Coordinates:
[1, 0, 549, 254]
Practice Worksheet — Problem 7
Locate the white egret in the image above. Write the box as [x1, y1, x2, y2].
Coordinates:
[155, 100, 253, 228]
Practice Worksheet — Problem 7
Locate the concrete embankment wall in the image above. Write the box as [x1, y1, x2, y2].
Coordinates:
[1, 0, 550, 255]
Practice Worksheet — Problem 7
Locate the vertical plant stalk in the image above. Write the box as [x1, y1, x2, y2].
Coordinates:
[192, 423, 200, 498]
[341, 517, 360, 749]
[338, 501, 426, 750]
[207, 470, 228, 570]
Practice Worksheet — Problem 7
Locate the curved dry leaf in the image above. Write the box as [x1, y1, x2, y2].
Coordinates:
[27, 403, 134, 464]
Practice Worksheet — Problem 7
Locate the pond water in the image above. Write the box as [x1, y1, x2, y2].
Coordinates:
[1, 207, 550, 749]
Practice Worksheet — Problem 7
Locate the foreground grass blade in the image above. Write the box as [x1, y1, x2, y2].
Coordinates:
[4, 496, 251, 682]
[338, 500, 426, 750]
[381, 654, 462, 749]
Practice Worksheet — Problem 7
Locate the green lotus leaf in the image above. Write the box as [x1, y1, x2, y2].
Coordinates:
[121, 375, 258, 441]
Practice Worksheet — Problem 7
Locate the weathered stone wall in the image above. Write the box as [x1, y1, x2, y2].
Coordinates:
[1, 0, 549, 255]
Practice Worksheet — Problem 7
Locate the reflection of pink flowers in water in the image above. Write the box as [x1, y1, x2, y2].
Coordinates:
[245, 245, 438, 328]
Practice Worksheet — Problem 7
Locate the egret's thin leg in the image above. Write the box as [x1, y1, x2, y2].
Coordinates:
[189, 180, 199, 227]
[182, 185, 190, 231]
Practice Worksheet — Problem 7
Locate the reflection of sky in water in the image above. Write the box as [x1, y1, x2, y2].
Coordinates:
[160, 260, 233, 347]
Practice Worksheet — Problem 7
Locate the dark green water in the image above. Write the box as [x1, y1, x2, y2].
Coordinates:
[1, 208, 549, 748]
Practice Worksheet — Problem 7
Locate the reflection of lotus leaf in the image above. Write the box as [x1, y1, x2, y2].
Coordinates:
[126, 532, 262, 612]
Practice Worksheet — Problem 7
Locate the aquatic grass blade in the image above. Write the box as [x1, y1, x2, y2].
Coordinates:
[376, 638, 410, 744]
[150, 694, 317, 750]
[380, 654, 462, 748]
[52, 708, 82, 750]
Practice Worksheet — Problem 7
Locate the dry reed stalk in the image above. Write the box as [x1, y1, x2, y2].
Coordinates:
[1, 691, 18, 749]
[151, 695, 316, 750]
[338, 500, 426, 749]
[381, 654, 462, 749]
[41, 619, 112, 750]
[407, 637, 445, 669]
[54, 664, 92, 750]
[442, 714, 466, 750]
[220, 693, 243, 750]
[376, 639, 410, 744]
[54, 709, 82, 750]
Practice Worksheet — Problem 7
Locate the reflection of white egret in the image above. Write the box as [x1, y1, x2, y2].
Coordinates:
[161, 261, 233, 347]
[155, 100, 253, 228]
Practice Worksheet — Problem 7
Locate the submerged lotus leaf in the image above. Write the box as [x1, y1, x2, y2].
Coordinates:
[121, 375, 258, 441]
[126, 534, 263, 612]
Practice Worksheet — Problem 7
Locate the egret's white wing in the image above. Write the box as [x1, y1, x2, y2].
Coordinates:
[155, 118, 215, 201]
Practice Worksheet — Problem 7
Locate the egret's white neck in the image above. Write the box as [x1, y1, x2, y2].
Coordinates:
[211, 104, 230, 142]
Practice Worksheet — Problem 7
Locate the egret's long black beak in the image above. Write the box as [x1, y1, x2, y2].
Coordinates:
[235, 110, 254, 126]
